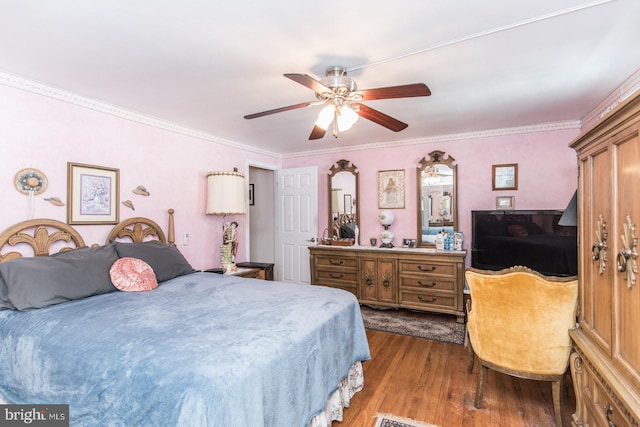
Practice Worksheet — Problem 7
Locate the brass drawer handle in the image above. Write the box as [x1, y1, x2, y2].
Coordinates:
[418, 296, 437, 303]
[329, 259, 344, 265]
[417, 265, 437, 272]
[605, 404, 617, 427]
[592, 214, 608, 274]
[417, 281, 436, 287]
[382, 271, 392, 288]
[365, 271, 374, 286]
[329, 273, 344, 279]
[617, 215, 637, 289]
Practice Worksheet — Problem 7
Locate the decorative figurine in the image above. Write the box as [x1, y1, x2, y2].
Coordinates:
[132, 185, 150, 196]
[122, 200, 135, 211]
[44, 196, 65, 207]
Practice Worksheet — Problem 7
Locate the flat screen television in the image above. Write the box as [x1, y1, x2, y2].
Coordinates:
[471, 210, 577, 276]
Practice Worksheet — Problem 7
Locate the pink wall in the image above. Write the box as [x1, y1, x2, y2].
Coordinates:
[283, 128, 580, 261]
[1, 81, 580, 272]
[0, 84, 280, 270]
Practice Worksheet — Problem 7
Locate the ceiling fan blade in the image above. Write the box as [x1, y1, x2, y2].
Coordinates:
[284, 73, 333, 94]
[353, 103, 408, 132]
[358, 83, 431, 101]
[309, 125, 327, 140]
[244, 101, 315, 120]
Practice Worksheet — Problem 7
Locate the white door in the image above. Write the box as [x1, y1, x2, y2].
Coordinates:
[275, 166, 318, 284]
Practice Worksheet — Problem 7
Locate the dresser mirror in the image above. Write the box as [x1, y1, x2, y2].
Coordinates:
[417, 150, 457, 246]
[328, 159, 359, 243]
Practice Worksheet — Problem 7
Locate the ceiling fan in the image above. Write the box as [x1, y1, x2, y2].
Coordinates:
[244, 66, 431, 140]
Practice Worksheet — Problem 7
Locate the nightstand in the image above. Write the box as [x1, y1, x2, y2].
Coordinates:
[236, 262, 274, 281]
[203, 267, 260, 279]
[228, 268, 260, 278]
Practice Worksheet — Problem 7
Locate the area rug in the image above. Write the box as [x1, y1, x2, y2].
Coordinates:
[375, 413, 439, 427]
[360, 306, 465, 345]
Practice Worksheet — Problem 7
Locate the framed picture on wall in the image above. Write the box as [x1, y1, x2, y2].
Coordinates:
[492, 163, 518, 190]
[67, 162, 119, 224]
[378, 169, 405, 209]
[496, 196, 515, 210]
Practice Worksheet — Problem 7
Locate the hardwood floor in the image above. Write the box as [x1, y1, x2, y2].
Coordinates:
[340, 324, 575, 427]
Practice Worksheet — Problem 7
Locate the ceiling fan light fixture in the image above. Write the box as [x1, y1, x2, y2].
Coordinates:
[336, 105, 358, 132]
[423, 166, 441, 185]
[320, 66, 357, 94]
[245, 65, 431, 140]
[315, 105, 335, 130]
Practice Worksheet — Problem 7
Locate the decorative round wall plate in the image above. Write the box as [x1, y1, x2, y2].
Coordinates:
[14, 168, 48, 195]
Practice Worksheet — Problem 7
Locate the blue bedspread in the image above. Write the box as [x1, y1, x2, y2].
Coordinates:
[0, 273, 371, 426]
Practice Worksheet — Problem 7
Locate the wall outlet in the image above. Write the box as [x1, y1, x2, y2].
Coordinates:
[183, 233, 189, 246]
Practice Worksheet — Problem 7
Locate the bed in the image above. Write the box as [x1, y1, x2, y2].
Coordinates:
[0, 210, 370, 427]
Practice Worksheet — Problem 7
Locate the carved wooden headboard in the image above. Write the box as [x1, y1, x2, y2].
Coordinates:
[0, 209, 176, 263]
[0, 219, 86, 262]
[105, 208, 175, 246]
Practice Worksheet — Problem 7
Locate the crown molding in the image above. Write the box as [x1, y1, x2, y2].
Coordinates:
[0, 71, 281, 158]
[581, 68, 640, 128]
[282, 68, 640, 158]
[282, 120, 581, 158]
[4, 69, 637, 160]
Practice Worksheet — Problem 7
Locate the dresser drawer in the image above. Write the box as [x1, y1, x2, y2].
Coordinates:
[315, 255, 358, 270]
[583, 362, 637, 427]
[583, 375, 635, 427]
[309, 246, 466, 321]
[400, 290, 456, 310]
[399, 260, 455, 277]
[316, 269, 358, 283]
[400, 276, 456, 292]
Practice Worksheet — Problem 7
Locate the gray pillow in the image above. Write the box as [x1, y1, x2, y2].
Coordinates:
[0, 274, 15, 310]
[114, 242, 195, 282]
[0, 244, 119, 311]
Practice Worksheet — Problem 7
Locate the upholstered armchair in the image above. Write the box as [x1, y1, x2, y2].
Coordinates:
[465, 266, 578, 427]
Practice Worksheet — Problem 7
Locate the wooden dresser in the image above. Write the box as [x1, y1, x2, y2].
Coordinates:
[569, 90, 640, 427]
[309, 245, 466, 322]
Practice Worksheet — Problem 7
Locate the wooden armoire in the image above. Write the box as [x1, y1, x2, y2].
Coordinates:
[569, 90, 640, 427]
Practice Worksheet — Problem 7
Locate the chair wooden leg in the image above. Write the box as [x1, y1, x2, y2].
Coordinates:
[552, 377, 563, 427]
[467, 342, 475, 373]
[475, 364, 488, 409]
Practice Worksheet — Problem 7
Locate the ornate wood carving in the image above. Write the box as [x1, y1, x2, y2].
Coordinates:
[0, 219, 85, 262]
[617, 215, 638, 288]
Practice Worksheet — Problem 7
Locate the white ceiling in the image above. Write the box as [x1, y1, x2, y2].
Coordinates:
[1, 0, 639, 156]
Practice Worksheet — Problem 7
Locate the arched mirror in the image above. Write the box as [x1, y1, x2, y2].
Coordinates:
[417, 150, 457, 246]
[327, 159, 359, 244]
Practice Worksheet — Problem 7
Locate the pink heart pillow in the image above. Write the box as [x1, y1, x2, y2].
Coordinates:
[110, 257, 158, 292]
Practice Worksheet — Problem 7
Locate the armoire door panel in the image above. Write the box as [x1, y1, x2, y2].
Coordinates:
[612, 124, 640, 388]
[580, 145, 613, 356]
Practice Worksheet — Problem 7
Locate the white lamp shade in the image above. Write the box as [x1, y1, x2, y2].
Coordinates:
[206, 171, 246, 215]
[331, 188, 344, 213]
[378, 210, 395, 226]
